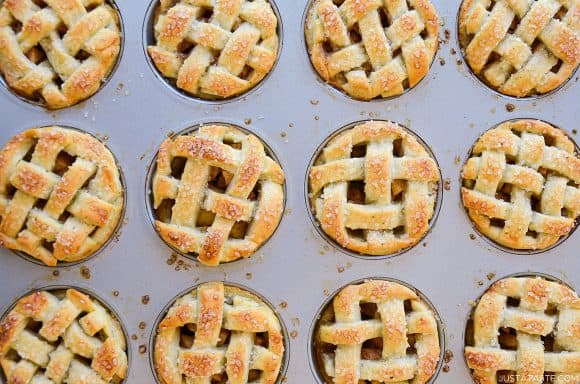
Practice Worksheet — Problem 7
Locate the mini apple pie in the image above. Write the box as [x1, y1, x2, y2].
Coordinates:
[313, 279, 442, 383]
[0, 0, 122, 108]
[305, 0, 439, 100]
[151, 124, 285, 266]
[0, 126, 124, 266]
[153, 281, 285, 384]
[147, 0, 280, 100]
[458, 0, 580, 97]
[461, 119, 580, 251]
[0, 288, 128, 383]
[465, 275, 580, 384]
[309, 120, 440, 256]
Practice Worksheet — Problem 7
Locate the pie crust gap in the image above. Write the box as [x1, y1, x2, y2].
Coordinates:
[147, 0, 280, 100]
[465, 275, 580, 384]
[461, 119, 580, 251]
[151, 124, 285, 266]
[0, 288, 128, 384]
[458, 0, 580, 97]
[305, 0, 440, 100]
[0, 126, 125, 266]
[313, 279, 442, 384]
[153, 281, 285, 384]
[0, 0, 122, 109]
[308, 120, 440, 256]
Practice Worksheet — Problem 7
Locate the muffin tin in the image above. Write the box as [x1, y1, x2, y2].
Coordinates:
[0, 0, 578, 383]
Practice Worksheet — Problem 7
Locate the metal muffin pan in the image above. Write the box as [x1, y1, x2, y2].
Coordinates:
[0, 0, 578, 383]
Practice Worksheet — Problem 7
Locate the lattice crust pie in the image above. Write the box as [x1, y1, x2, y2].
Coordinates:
[313, 280, 441, 384]
[305, 0, 439, 100]
[465, 276, 580, 384]
[309, 121, 440, 256]
[0, 288, 128, 384]
[461, 120, 580, 251]
[151, 124, 285, 266]
[458, 0, 580, 97]
[0, 126, 124, 266]
[0, 0, 122, 109]
[154, 282, 285, 384]
[147, 0, 280, 100]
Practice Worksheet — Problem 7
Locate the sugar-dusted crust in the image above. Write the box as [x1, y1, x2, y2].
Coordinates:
[152, 124, 285, 266]
[147, 0, 279, 100]
[465, 276, 580, 384]
[458, 0, 580, 97]
[461, 119, 580, 250]
[154, 282, 285, 384]
[0, 0, 121, 109]
[314, 279, 441, 384]
[0, 288, 128, 384]
[305, 0, 439, 100]
[309, 120, 440, 255]
[0, 126, 124, 266]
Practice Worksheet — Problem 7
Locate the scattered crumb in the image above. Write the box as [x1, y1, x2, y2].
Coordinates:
[323, 289, 330, 296]
[456, 59, 463, 65]
[80, 266, 91, 280]
[505, 103, 515, 112]
[279, 301, 288, 309]
[280, 131, 287, 138]
[174, 259, 192, 271]
[314, 115, 320, 121]
[116, 83, 124, 91]
[443, 179, 451, 191]
[244, 118, 252, 125]
[290, 330, 298, 339]
[138, 322, 146, 330]
[131, 334, 138, 341]
[443, 365, 450, 373]
[486, 272, 496, 281]
[337, 266, 345, 273]
[423, 242, 427, 247]
[310, 99, 319, 105]
[139, 345, 147, 354]
[141, 295, 150, 305]
[572, 129, 577, 135]
[469, 234, 477, 240]
[113, 291, 120, 297]
[450, 48, 456, 55]
[245, 272, 252, 280]
[444, 350, 453, 364]
[167, 253, 178, 266]
[477, 280, 484, 286]
[291, 318, 300, 327]
[288, 123, 294, 128]
[439, 57, 446, 66]
[52, 270, 60, 277]
[454, 155, 461, 165]
[468, 300, 477, 307]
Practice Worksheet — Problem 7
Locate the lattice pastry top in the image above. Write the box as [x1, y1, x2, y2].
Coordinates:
[458, 0, 580, 97]
[305, 0, 439, 100]
[147, 0, 280, 100]
[154, 281, 285, 384]
[461, 119, 580, 251]
[465, 276, 580, 384]
[314, 279, 441, 384]
[151, 124, 285, 266]
[0, 0, 122, 109]
[309, 120, 440, 255]
[0, 126, 124, 266]
[0, 288, 128, 384]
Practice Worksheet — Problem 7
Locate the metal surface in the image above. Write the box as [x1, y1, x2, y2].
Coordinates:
[0, 0, 578, 383]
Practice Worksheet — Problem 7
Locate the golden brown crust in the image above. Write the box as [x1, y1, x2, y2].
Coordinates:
[458, 0, 580, 97]
[0, 0, 121, 109]
[152, 124, 285, 266]
[0, 126, 124, 266]
[305, 0, 439, 100]
[0, 288, 127, 384]
[309, 120, 439, 256]
[154, 282, 285, 384]
[148, 0, 279, 100]
[461, 119, 580, 250]
[315, 279, 441, 384]
[465, 276, 580, 384]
